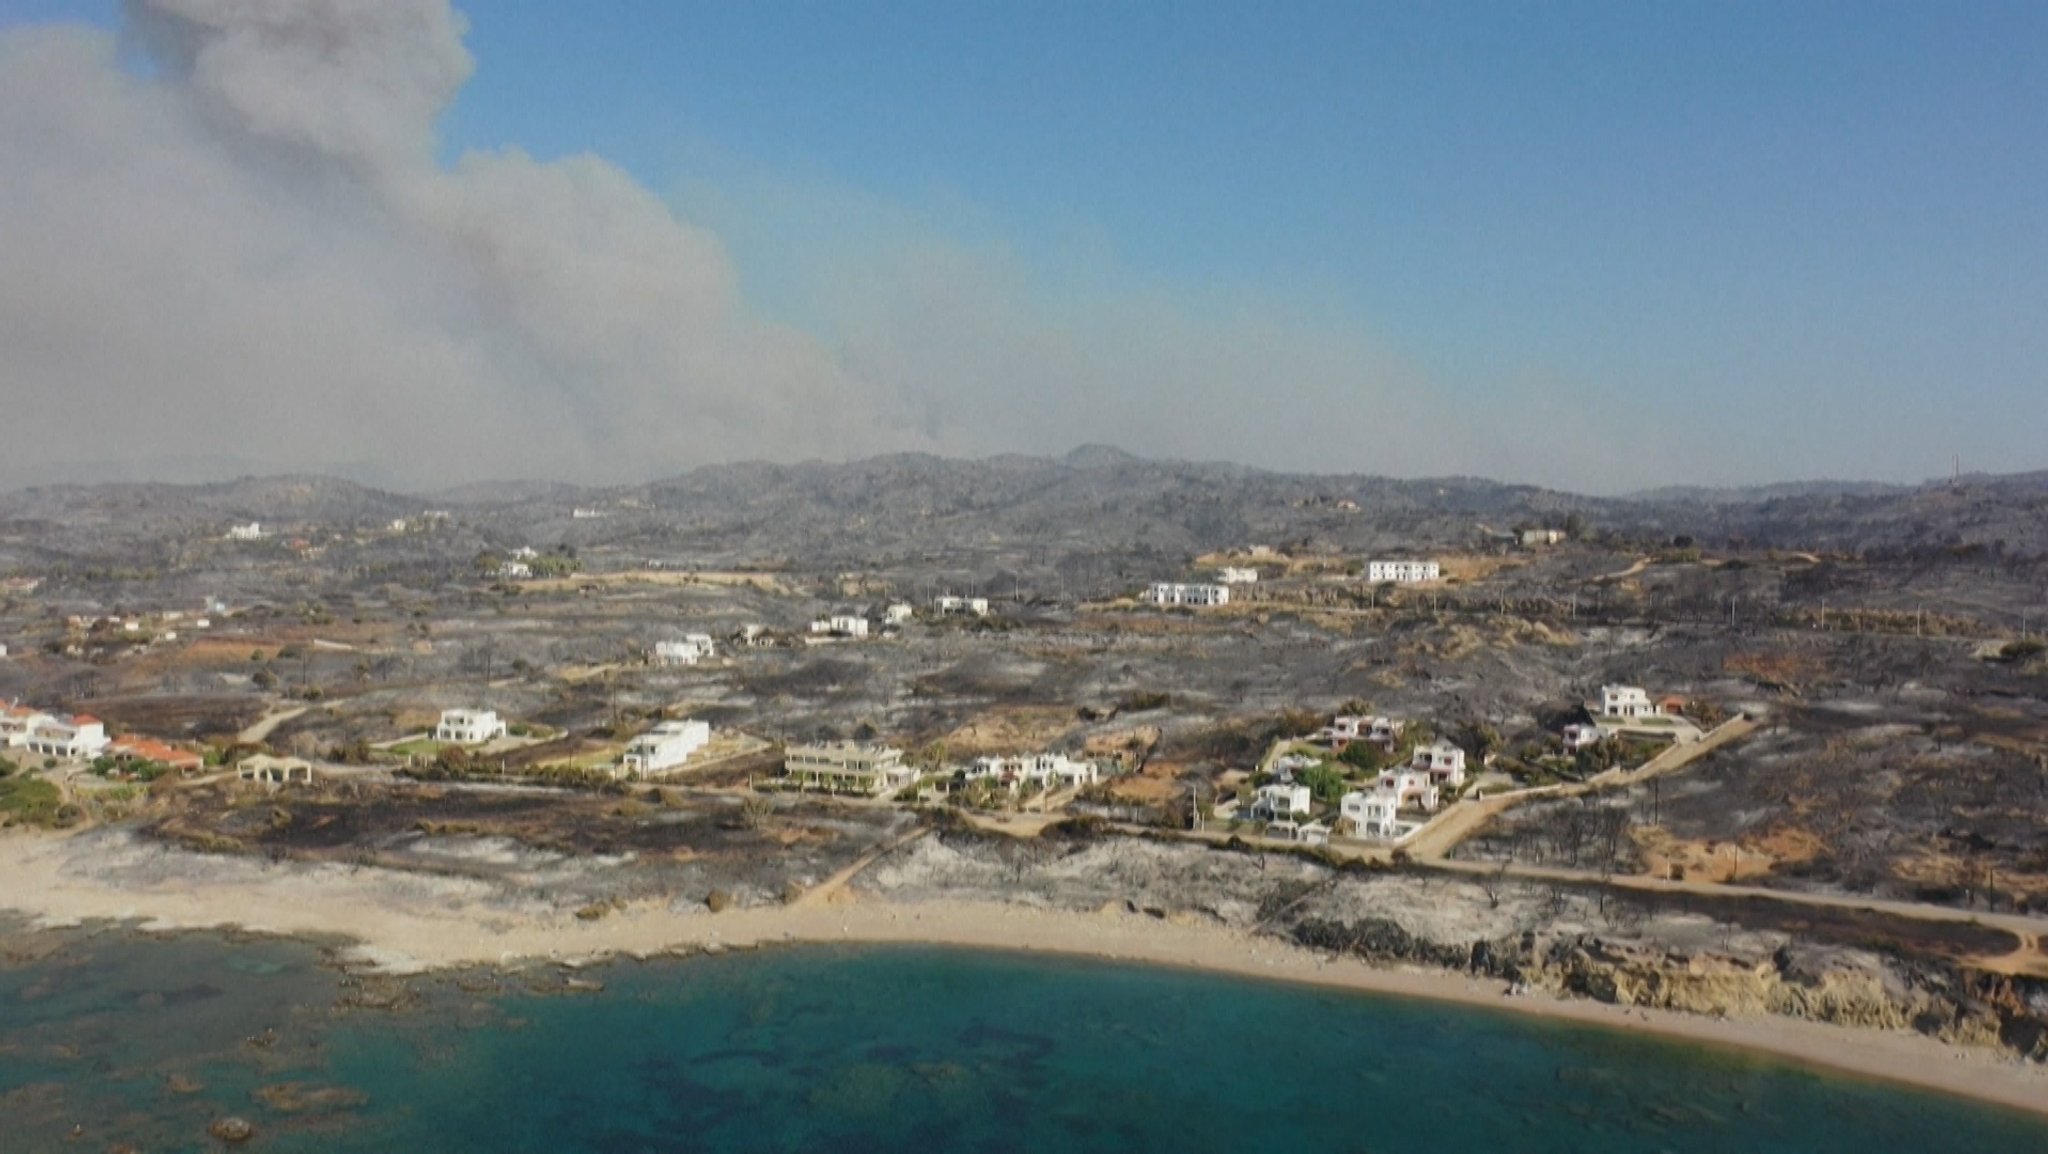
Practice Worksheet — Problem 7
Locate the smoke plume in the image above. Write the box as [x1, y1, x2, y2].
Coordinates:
[0, 0, 925, 486]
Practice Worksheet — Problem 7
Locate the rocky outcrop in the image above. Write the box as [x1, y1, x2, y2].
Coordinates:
[1293, 916, 2048, 1063]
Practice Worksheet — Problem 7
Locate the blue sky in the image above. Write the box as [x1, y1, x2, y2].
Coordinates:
[4, 1, 2045, 490]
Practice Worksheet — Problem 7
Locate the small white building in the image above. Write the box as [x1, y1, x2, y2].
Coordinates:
[1248, 782, 1312, 821]
[1217, 567, 1260, 585]
[809, 616, 870, 638]
[1145, 583, 1231, 607]
[435, 709, 507, 745]
[884, 603, 915, 626]
[1366, 560, 1440, 584]
[496, 562, 532, 580]
[1599, 685, 1655, 719]
[227, 522, 264, 541]
[653, 634, 716, 667]
[934, 595, 990, 617]
[1265, 818, 1331, 845]
[1562, 722, 1608, 751]
[1409, 740, 1467, 787]
[621, 719, 711, 775]
[1521, 528, 1564, 547]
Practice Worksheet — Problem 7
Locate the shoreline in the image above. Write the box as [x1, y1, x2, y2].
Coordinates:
[4, 831, 2046, 1121]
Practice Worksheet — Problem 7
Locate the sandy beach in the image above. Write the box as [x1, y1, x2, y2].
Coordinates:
[3, 829, 2045, 1121]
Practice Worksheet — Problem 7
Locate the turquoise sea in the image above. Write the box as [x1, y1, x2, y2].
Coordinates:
[2, 928, 2045, 1152]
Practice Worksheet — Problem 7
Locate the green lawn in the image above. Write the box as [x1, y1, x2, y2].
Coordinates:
[0, 775, 66, 827]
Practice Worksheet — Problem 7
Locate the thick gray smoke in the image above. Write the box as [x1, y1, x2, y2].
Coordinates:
[0, 0, 925, 486]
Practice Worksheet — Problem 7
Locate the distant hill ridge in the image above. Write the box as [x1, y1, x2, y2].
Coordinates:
[2, 450, 2045, 557]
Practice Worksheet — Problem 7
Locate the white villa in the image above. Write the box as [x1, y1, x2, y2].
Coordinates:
[435, 709, 507, 745]
[1316, 714, 1405, 750]
[1217, 567, 1260, 584]
[1145, 582, 1231, 607]
[785, 742, 915, 796]
[1409, 740, 1467, 787]
[653, 634, 716, 667]
[496, 561, 532, 580]
[1340, 788, 1403, 838]
[1376, 766, 1441, 810]
[621, 719, 712, 776]
[964, 753, 1100, 793]
[1366, 560, 1441, 584]
[935, 595, 990, 616]
[1340, 767, 1442, 839]
[884, 603, 915, 626]
[1, 706, 109, 760]
[809, 616, 870, 638]
[1598, 685, 1655, 720]
[1248, 782, 1312, 821]
[226, 522, 264, 541]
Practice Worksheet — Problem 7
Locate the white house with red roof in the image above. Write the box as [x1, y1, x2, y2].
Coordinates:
[20, 711, 109, 759]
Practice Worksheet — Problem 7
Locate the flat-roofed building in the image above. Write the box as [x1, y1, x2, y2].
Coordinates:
[784, 741, 913, 796]
[436, 709, 507, 745]
[621, 719, 711, 776]
[1144, 582, 1231, 607]
[1366, 560, 1440, 584]
[653, 634, 716, 667]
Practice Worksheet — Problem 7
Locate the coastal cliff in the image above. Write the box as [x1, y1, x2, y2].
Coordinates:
[865, 828, 2048, 1065]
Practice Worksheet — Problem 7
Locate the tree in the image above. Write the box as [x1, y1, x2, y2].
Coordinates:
[1296, 762, 1349, 805]
[1337, 741, 1386, 773]
[1457, 722, 1501, 763]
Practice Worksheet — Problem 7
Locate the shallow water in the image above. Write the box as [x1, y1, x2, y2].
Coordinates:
[2, 928, 2045, 1152]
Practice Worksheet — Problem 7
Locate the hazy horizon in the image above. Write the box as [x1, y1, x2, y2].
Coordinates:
[2, 1, 2043, 494]
[0, 440, 1999, 503]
